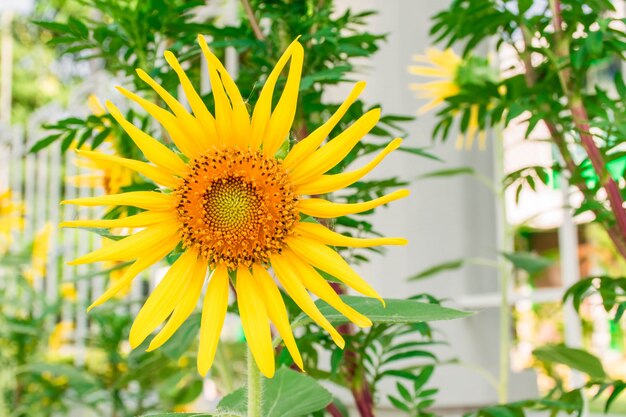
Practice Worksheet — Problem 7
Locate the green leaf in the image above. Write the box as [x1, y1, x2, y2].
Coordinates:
[418, 167, 476, 179]
[29, 134, 61, 153]
[218, 368, 332, 417]
[408, 259, 465, 280]
[397, 146, 442, 162]
[533, 344, 606, 379]
[294, 296, 471, 328]
[388, 395, 411, 412]
[501, 252, 554, 275]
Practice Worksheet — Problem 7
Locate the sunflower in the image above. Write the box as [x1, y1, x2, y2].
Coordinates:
[61, 37, 408, 378]
[0, 189, 24, 255]
[409, 48, 486, 150]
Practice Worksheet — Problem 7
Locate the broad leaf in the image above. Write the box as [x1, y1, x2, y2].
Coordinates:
[294, 296, 471, 328]
[218, 367, 332, 417]
[534, 345, 606, 379]
[502, 252, 554, 275]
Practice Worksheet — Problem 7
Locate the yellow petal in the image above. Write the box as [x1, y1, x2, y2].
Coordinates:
[284, 81, 366, 170]
[237, 267, 275, 378]
[286, 235, 383, 303]
[76, 150, 179, 188]
[294, 138, 402, 194]
[136, 68, 213, 153]
[116, 86, 201, 159]
[198, 264, 229, 376]
[478, 130, 488, 150]
[197, 36, 233, 146]
[249, 39, 303, 150]
[62, 191, 174, 210]
[408, 66, 452, 77]
[105, 101, 187, 174]
[68, 221, 179, 264]
[270, 253, 344, 349]
[60, 210, 173, 229]
[88, 239, 178, 310]
[297, 189, 409, 218]
[282, 249, 372, 328]
[262, 41, 304, 156]
[294, 222, 407, 248]
[88, 94, 106, 116]
[289, 108, 381, 184]
[192, 38, 250, 147]
[148, 256, 207, 351]
[129, 250, 198, 348]
[162, 50, 221, 148]
[252, 264, 303, 370]
[416, 97, 444, 114]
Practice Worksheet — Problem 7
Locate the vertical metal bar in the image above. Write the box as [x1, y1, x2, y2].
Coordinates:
[47, 141, 61, 308]
[0, 11, 13, 125]
[559, 174, 584, 386]
[62, 150, 77, 336]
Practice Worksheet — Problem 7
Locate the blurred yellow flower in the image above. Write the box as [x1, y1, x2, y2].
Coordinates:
[66, 95, 135, 298]
[67, 95, 135, 195]
[409, 48, 486, 150]
[42, 372, 69, 387]
[60, 282, 77, 301]
[0, 189, 24, 255]
[24, 223, 53, 285]
[62, 37, 408, 378]
[48, 321, 73, 353]
[174, 404, 195, 413]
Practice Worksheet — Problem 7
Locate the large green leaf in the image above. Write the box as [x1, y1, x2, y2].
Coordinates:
[533, 345, 606, 379]
[218, 367, 332, 417]
[293, 295, 471, 327]
[502, 252, 554, 275]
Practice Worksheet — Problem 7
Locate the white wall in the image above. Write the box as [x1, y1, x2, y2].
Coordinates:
[333, 0, 539, 412]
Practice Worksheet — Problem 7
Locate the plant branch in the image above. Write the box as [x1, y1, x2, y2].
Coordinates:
[241, 0, 265, 41]
[331, 283, 376, 417]
[326, 403, 346, 417]
[517, 1, 626, 261]
[548, 0, 626, 248]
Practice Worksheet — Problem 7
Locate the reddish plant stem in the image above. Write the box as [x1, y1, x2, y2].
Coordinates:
[549, 0, 626, 247]
[326, 403, 346, 417]
[517, 3, 626, 261]
[331, 283, 376, 417]
[569, 100, 626, 239]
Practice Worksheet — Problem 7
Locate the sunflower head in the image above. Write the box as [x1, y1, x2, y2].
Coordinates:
[409, 48, 501, 150]
[62, 36, 408, 378]
[176, 146, 299, 269]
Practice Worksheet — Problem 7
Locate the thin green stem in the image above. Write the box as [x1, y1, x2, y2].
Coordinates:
[247, 348, 262, 417]
[215, 343, 235, 393]
[493, 120, 513, 404]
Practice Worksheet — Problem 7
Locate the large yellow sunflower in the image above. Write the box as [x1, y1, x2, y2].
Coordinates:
[61, 37, 408, 378]
[409, 48, 486, 150]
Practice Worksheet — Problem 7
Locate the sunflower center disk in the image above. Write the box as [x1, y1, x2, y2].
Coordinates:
[175, 148, 299, 269]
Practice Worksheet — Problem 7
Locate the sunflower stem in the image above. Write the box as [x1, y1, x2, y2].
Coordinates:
[247, 347, 263, 417]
